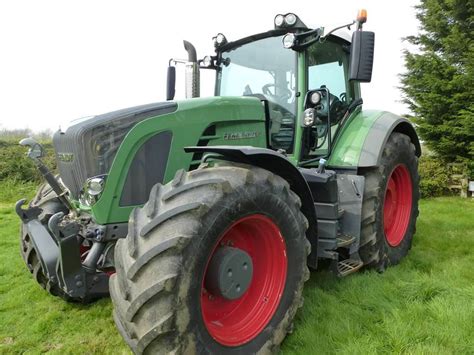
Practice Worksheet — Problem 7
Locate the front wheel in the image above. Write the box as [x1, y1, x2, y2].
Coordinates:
[110, 164, 310, 354]
[359, 133, 420, 271]
[19, 182, 72, 300]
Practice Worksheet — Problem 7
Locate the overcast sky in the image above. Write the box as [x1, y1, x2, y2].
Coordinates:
[0, 0, 420, 132]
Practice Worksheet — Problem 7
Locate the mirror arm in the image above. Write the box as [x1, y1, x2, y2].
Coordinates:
[320, 21, 355, 41]
[34, 158, 73, 211]
[290, 28, 322, 51]
[19, 138, 74, 211]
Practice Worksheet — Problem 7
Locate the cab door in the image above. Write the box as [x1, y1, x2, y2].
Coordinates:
[300, 37, 359, 162]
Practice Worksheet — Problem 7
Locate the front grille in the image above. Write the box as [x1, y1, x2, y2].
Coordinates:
[54, 128, 85, 200]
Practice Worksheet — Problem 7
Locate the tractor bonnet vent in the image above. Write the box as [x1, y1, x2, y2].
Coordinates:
[189, 125, 217, 170]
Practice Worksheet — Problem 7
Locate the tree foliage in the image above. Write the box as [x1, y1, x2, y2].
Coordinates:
[401, 0, 474, 172]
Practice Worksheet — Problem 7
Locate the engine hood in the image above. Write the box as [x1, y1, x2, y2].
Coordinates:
[53, 101, 177, 198]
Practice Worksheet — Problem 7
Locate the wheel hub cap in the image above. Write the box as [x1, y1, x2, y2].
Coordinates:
[205, 246, 253, 300]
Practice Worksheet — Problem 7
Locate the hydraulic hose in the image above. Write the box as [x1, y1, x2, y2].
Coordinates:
[82, 242, 106, 273]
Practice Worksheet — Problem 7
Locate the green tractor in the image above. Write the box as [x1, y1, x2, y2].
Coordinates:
[16, 11, 420, 354]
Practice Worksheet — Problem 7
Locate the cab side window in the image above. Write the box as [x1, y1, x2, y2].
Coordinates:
[307, 39, 352, 103]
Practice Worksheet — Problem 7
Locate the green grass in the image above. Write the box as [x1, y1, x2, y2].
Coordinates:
[1, 187, 473, 354]
[0, 180, 37, 204]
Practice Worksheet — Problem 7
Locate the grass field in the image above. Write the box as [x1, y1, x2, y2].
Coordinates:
[1, 185, 473, 354]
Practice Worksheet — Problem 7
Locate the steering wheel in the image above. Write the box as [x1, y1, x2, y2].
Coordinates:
[313, 91, 346, 125]
[339, 92, 347, 104]
[262, 83, 292, 101]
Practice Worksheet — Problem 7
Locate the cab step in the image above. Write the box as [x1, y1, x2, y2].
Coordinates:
[317, 234, 356, 256]
[336, 234, 355, 248]
[337, 258, 363, 277]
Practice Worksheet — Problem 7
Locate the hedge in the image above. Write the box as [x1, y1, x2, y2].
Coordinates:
[0, 139, 455, 198]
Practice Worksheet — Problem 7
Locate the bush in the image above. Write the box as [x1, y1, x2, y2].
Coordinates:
[418, 155, 451, 198]
[0, 139, 56, 183]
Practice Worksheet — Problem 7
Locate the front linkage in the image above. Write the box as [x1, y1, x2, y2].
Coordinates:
[16, 138, 112, 302]
[16, 200, 109, 300]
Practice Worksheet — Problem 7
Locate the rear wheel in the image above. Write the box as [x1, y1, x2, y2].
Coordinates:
[359, 133, 419, 271]
[110, 164, 310, 354]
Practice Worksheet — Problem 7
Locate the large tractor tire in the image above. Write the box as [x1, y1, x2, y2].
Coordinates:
[359, 132, 420, 271]
[110, 164, 310, 354]
[19, 182, 71, 300]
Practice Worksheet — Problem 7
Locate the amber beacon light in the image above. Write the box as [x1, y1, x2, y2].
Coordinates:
[357, 9, 368, 24]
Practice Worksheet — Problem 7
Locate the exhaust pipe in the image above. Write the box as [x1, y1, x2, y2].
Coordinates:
[183, 40, 200, 98]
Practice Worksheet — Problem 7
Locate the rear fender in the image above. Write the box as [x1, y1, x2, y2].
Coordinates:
[359, 112, 421, 167]
[185, 146, 319, 266]
[328, 110, 421, 168]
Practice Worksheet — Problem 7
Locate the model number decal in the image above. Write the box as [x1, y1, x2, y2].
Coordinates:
[223, 131, 260, 140]
[57, 153, 74, 162]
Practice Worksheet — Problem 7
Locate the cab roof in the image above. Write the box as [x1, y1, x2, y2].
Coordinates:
[217, 27, 351, 55]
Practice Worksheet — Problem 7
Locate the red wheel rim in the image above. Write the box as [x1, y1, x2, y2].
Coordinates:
[383, 164, 413, 247]
[201, 214, 287, 347]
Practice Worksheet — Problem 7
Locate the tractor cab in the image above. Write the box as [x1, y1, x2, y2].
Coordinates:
[168, 11, 374, 165]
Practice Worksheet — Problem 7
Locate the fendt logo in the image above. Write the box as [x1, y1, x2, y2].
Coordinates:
[57, 153, 74, 162]
[223, 131, 260, 140]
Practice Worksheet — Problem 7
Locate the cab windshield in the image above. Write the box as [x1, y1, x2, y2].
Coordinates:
[216, 35, 297, 153]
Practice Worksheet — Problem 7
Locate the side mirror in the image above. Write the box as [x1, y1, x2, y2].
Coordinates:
[349, 31, 375, 82]
[19, 137, 45, 159]
[166, 66, 176, 101]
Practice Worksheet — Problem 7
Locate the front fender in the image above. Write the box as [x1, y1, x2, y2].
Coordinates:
[328, 110, 421, 168]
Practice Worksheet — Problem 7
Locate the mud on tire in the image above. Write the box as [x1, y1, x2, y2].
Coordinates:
[19, 182, 71, 301]
[359, 133, 420, 271]
[110, 164, 311, 354]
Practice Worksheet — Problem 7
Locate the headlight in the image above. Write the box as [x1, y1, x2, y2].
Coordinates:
[303, 108, 315, 127]
[285, 13, 297, 26]
[87, 177, 105, 196]
[80, 176, 106, 206]
[202, 56, 212, 67]
[274, 14, 284, 27]
[310, 91, 322, 105]
[214, 33, 227, 48]
[282, 33, 296, 49]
